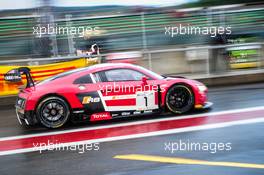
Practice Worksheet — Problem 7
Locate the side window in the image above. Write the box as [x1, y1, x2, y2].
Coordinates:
[103, 69, 146, 82]
[73, 74, 93, 84]
[93, 72, 102, 82]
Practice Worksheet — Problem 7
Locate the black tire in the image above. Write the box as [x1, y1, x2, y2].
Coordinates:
[165, 84, 194, 114]
[37, 96, 70, 128]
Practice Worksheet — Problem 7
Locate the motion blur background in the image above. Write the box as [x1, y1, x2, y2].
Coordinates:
[0, 0, 264, 77]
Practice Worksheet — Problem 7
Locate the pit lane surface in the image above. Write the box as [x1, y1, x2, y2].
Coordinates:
[0, 83, 264, 174]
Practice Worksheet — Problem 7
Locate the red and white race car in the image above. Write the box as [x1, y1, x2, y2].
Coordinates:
[7, 63, 212, 128]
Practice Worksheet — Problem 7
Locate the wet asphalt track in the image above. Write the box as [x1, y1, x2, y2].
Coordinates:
[0, 83, 263, 175]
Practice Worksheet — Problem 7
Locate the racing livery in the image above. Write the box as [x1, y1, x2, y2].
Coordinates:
[8, 63, 212, 128]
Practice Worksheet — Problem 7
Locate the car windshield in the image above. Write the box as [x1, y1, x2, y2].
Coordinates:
[135, 65, 164, 80]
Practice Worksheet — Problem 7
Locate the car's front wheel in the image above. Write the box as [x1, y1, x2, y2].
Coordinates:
[165, 84, 194, 114]
[37, 96, 70, 128]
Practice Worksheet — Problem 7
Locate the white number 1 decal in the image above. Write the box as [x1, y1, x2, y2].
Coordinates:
[144, 96, 148, 107]
[136, 91, 158, 111]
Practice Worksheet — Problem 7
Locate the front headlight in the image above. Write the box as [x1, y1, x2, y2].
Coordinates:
[197, 85, 207, 92]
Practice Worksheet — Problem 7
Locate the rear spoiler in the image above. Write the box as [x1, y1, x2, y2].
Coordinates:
[4, 67, 35, 88]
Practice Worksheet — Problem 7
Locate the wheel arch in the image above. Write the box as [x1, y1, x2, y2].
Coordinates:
[166, 82, 195, 98]
[164, 82, 195, 111]
[35, 93, 72, 112]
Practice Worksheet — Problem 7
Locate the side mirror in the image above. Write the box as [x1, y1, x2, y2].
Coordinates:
[4, 69, 22, 82]
[141, 76, 148, 85]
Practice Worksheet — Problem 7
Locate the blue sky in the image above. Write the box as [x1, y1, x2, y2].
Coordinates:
[0, 0, 190, 10]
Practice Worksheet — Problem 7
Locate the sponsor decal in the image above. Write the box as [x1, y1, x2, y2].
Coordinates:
[4, 69, 22, 82]
[78, 85, 86, 90]
[82, 96, 100, 104]
[121, 112, 131, 116]
[133, 111, 141, 115]
[90, 112, 112, 121]
[102, 94, 136, 101]
[72, 110, 85, 114]
[144, 110, 153, 113]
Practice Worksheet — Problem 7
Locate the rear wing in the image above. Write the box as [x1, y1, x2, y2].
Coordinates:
[4, 67, 34, 88]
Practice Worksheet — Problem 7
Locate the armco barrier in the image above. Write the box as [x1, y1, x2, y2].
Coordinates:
[0, 58, 98, 96]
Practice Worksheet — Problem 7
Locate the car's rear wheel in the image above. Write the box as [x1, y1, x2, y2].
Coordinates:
[37, 96, 70, 128]
[165, 84, 194, 114]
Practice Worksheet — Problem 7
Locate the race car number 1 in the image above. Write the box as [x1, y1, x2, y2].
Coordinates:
[136, 91, 158, 111]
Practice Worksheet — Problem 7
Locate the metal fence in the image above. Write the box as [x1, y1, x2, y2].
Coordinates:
[0, 6, 263, 58]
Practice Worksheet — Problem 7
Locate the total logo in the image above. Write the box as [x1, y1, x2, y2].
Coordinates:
[90, 112, 112, 121]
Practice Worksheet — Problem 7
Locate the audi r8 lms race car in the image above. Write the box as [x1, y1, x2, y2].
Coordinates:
[6, 63, 212, 128]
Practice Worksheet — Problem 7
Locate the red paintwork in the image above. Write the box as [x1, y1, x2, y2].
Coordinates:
[19, 63, 208, 112]
[105, 99, 136, 106]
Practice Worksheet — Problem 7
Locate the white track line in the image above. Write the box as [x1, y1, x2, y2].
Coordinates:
[1, 117, 264, 156]
[1, 105, 264, 142]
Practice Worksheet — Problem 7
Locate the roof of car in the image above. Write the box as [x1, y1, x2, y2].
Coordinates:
[37, 63, 163, 85]
[89, 63, 136, 70]
[37, 63, 135, 85]
[77, 63, 139, 74]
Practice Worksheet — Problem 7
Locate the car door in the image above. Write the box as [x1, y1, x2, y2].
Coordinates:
[92, 68, 159, 115]
[73, 73, 106, 116]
